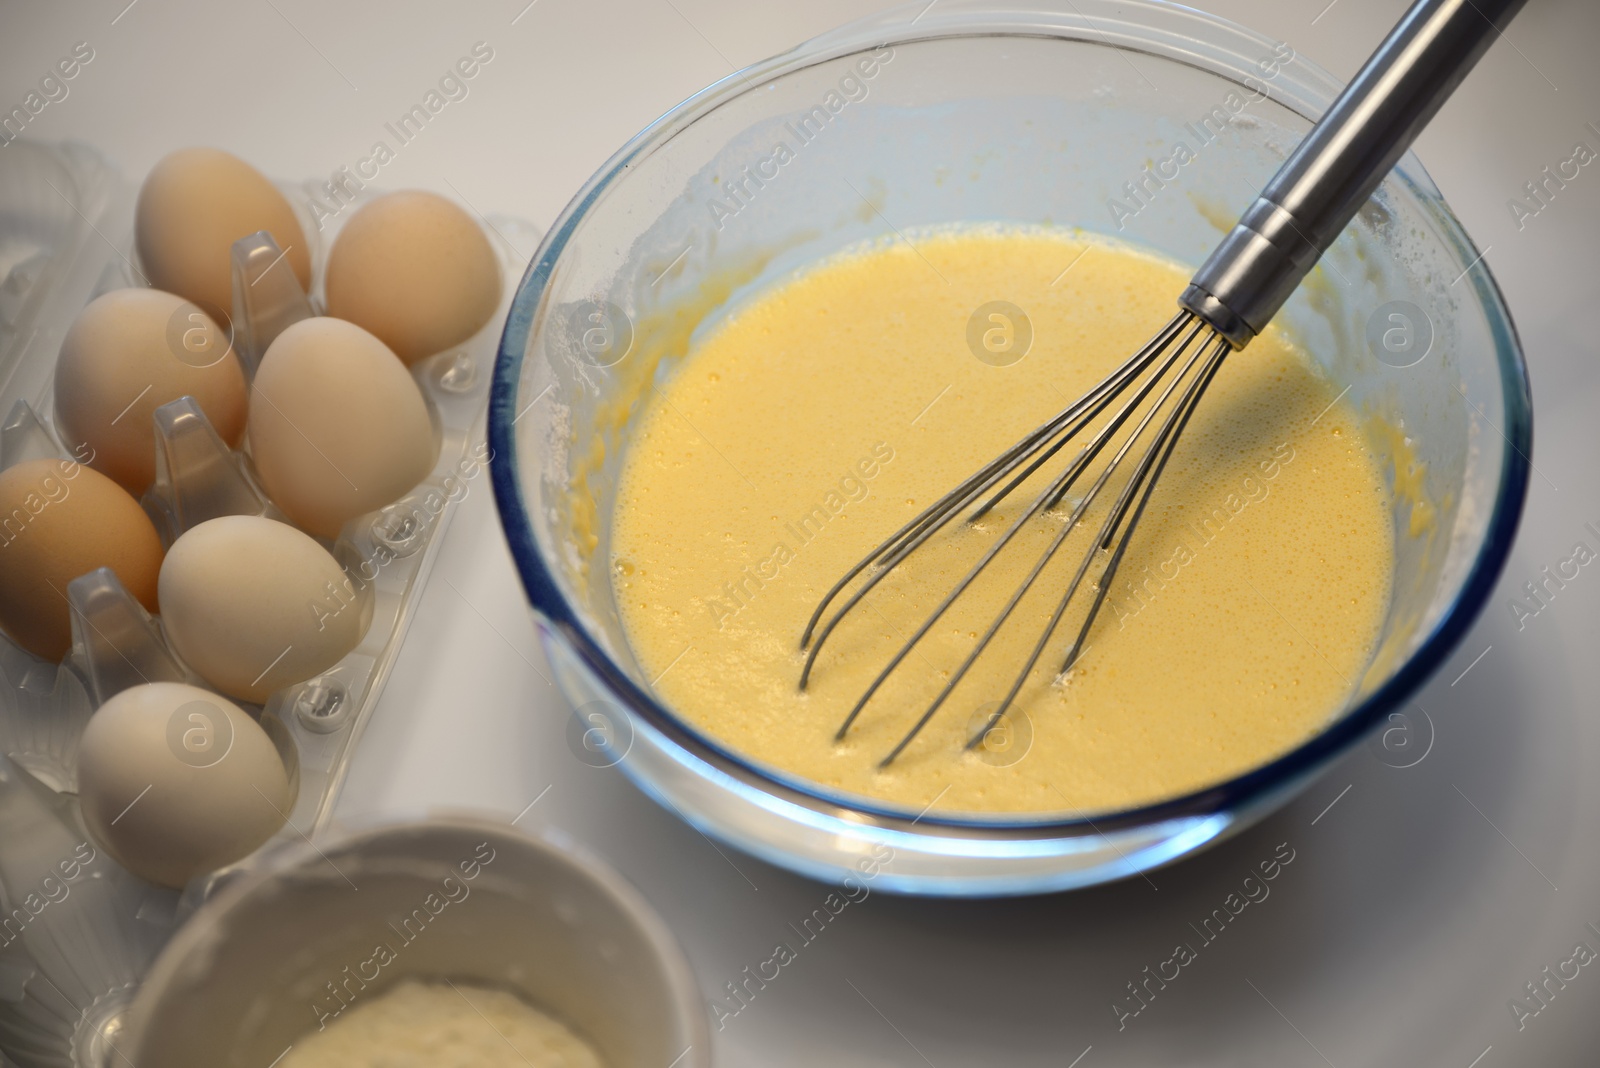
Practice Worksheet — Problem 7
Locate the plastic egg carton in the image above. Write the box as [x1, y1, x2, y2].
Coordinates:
[0, 140, 537, 1067]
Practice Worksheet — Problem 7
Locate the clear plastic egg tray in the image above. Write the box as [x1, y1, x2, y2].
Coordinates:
[0, 140, 536, 1066]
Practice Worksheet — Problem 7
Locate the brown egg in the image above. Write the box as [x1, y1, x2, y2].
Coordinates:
[249, 318, 438, 538]
[324, 190, 501, 366]
[53, 288, 247, 495]
[0, 458, 163, 661]
[135, 147, 311, 316]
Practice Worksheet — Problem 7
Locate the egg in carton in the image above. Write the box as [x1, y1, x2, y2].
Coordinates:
[0, 141, 539, 1067]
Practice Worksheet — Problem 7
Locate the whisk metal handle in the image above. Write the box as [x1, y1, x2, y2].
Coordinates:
[1179, 0, 1526, 346]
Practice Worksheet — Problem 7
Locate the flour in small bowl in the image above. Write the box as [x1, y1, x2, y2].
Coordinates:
[280, 979, 605, 1068]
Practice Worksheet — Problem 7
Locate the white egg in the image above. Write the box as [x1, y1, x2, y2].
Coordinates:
[78, 681, 292, 889]
[248, 317, 438, 538]
[159, 515, 368, 704]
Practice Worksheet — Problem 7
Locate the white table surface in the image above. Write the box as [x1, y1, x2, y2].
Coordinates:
[5, 0, 1598, 1064]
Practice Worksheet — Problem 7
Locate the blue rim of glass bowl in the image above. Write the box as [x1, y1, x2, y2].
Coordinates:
[488, 2, 1533, 841]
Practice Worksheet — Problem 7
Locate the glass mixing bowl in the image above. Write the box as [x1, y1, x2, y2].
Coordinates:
[489, 0, 1531, 895]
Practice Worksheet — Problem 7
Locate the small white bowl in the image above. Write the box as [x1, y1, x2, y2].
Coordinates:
[121, 815, 709, 1067]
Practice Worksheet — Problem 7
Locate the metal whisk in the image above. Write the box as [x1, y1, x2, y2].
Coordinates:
[799, 0, 1525, 766]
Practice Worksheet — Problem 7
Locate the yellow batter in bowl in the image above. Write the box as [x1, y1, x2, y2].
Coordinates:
[610, 227, 1391, 816]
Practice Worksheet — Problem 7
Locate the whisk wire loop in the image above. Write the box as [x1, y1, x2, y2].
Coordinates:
[799, 308, 1240, 763]
[798, 310, 1195, 691]
[958, 332, 1232, 764]
[876, 324, 1227, 766]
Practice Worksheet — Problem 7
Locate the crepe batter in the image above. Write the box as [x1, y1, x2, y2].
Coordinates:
[611, 228, 1392, 815]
